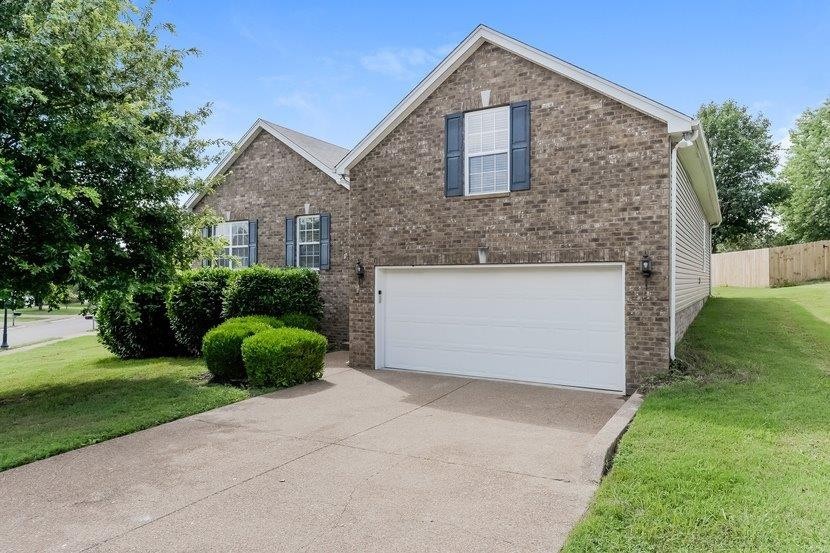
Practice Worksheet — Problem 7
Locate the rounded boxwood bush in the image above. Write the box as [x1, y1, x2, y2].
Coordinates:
[167, 268, 236, 355]
[202, 316, 284, 381]
[97, 288, 181, 359]
[279, 312, 320, 332]
[223, 266, 323, 320]
[241, 327, 328, 388]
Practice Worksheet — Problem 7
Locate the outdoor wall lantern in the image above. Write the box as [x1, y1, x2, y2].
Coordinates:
[640, 254, 653, 278]
[355, 260, 365, 279]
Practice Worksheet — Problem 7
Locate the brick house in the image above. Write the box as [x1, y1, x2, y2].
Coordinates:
[338, 26, 719, 393]
[191, 26, 720, 393]
[185, 120, 351, 347]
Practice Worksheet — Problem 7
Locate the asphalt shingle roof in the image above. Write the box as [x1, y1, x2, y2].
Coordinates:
[261, 120, 350, 169]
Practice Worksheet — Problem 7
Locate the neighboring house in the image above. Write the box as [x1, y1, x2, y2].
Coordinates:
[185, 119, 351, 347]
[192, 25, 720, 394]
[337, 26, 720, 393]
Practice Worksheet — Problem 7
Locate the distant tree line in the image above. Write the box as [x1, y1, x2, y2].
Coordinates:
[697, 98, 830, 252]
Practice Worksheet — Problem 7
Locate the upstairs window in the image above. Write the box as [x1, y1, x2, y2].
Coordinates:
[296, 215, 321, 269]
[464, 106, 510, 195]
[215, 221, 250, 268]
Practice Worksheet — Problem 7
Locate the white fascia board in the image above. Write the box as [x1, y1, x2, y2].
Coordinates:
[337, 24, 696, 174]
[185, 119, 349, 211]
[676, 122, 722, 226]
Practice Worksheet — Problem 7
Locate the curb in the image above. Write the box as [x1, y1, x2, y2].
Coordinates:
[581, 392, 643, 483]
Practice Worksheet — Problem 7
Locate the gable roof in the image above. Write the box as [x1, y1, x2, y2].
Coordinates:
[261, 120, 350, 169]
[184, 119, 350, 210]
[335, 24, 719, 224]
[337, 25, 695, 174]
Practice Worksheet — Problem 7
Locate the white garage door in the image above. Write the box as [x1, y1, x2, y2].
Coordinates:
[376, 264, 625, 392]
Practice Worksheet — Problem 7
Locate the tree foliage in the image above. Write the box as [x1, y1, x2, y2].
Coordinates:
[696, 100, 780, 251]
[0, 0, 223, 300]
[777, 99, 830, 243]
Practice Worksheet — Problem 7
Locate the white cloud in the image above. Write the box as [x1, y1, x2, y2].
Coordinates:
[360, 44, 454, 80]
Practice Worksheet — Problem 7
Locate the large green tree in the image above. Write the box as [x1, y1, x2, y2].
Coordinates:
[0, 0, 221, 301]
[697, 100, 781, 251]
[777, 99, 830, 243]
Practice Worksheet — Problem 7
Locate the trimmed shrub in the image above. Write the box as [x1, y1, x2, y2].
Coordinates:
[279, 312, 320, 332]
[167, 268, 236, 355]
[229, 315, 284, 329]
[202, 316, 284, 381]
[223, 266, 323, 320]
[242, 327, 328, 388]
[97, 288, 181, 359]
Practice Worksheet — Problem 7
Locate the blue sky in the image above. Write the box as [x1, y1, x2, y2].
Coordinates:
[152, 1, 830, 155]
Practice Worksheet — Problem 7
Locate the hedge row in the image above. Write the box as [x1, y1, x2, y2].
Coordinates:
[97, 266, 324, 360]
[97, 288, 183, 359]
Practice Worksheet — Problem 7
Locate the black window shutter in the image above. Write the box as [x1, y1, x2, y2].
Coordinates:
[248, 220, 258, 266]
[510, 101, 531, 191]
[284, 216, 295, 267]
[319, 212, 331, 270]
[201, 226, 212, 267]
[444, 112, 464, 197]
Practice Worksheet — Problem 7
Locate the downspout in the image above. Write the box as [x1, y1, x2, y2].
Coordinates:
[670, 129, 697, 359]
[708, 221, 721, 297]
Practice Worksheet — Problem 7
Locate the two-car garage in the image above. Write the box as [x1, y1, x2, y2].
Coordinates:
[374, 264, 626, 392]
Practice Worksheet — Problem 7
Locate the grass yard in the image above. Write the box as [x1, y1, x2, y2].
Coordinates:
[564, 282, 830, 552]
[0, 335, 266, 471]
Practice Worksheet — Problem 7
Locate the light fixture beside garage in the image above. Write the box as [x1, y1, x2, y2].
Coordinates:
[640, 254, 653, 278]
[355, 259, 365, 279]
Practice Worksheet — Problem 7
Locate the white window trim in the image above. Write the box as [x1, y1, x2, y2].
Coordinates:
[464, 106, 510, 196]
[296, 214, 321, 271]
[214, 220, 249, 269]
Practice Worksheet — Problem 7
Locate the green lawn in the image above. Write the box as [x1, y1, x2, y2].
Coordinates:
[564, 282, 830, 552]
[0, 336, 266, 471]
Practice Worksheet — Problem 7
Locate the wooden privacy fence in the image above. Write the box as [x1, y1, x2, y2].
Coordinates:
[712, 240, 830, 287]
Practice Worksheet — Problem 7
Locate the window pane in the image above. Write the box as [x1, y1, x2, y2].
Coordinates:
[298, 243, 320, 268]
[298, 215, 320, 243]
[468, 152, 509, 194]
[230, 223, 248, 247]
[465, 107, 509, 156]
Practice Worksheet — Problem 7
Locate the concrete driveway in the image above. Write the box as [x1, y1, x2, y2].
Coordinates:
[1, 352, 627, 553]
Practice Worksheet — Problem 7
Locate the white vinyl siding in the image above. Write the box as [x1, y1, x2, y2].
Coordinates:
[675, 160, 710, 312]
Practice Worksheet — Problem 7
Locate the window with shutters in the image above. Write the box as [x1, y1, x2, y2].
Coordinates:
[464, 106, 510, 195]
[214, 221, 250, 268]
[296, 215, 321, 269]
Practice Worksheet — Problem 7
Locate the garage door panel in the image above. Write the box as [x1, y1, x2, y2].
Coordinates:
[379, 265, 625, 392]
[389, 317, 611, 351]
[386, 342, 622, 391]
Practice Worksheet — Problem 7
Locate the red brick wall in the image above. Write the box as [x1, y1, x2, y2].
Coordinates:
[194, 130, 350, 347]
[348, 42, 671, 390]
